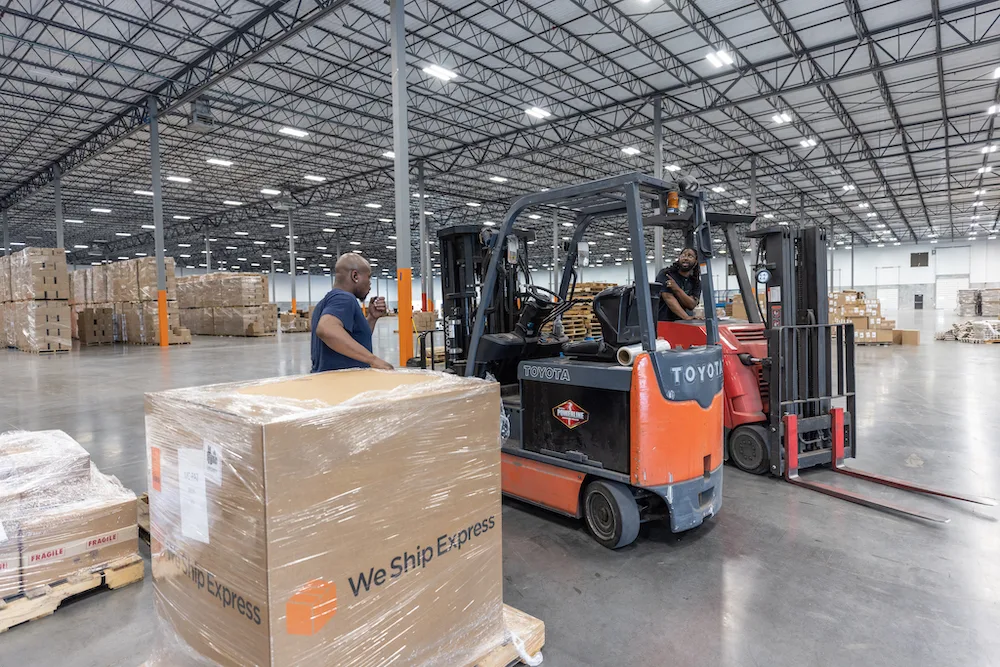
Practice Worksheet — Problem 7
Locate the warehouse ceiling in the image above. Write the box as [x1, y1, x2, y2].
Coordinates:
[2, 0, 1000, 277]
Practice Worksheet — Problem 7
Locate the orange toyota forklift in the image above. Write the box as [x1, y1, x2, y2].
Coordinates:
[658, 222, 996, 520]
[463, 173, 725, 548]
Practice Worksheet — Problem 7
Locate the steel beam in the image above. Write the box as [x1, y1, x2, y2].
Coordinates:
[653, 96, 664, 273]
[288, 210, 297, 312]
[148, 96, 169, 347]
[390, 0, 413, 365]
[53, 165, 63, 251]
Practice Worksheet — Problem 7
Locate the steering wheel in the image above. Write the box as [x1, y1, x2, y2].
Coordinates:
[525, 284, 559, 305]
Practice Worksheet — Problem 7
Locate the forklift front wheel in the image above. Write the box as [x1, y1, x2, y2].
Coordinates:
[728, 424, 770, 475]
[583, 480, 640, 549]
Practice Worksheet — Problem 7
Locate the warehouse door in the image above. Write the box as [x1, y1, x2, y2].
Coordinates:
[935, 277, 969, 311]
[877, 288, 899, 312]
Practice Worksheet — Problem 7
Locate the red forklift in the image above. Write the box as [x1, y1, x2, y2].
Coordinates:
[463, 173, 726, 549]
[659, 223, 995, 521]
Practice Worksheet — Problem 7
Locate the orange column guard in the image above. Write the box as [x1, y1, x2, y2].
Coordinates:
[397, 268, 413, 365]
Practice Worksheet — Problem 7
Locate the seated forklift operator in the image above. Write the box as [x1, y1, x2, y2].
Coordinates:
[311, 253, 393, 372]
[656, 247, 701, 321]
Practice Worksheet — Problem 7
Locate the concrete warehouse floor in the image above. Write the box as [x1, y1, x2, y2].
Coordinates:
[0, 310, 997, 667]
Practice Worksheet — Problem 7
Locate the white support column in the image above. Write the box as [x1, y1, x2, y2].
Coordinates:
[653, 96, 664, 273]
[418, 161, 429, 310]
[205, 234, 211, 271]
[54, 164, 64, 252]
[288, 210, 297, 312]
[551, 214, 559, 293]
[270, 259, 276, 302]
[2, 209, 8, 255]
[390, 0, 413, 364]
[148, 96, 169, 347]
[307, 264, 312, 307]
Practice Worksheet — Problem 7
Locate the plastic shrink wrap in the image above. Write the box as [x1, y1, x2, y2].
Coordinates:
[12, 301, 71, 353]
[9, 247, 68, 302]
[145, 369, 506, 667]
[0, 430, 139, 600]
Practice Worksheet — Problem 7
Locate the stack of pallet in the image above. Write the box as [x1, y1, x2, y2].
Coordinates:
[0, 430, 143, 630]
[177, 273, 277, 336]
[280, 310, 310, 333]
[936, 320, 1000, 344]
[957, 290, 981, 317]
[0, 248, 72, 354]
[541, 282, 614, 341]
[77, 307, 114, 346]
[69, 257, 190, 345]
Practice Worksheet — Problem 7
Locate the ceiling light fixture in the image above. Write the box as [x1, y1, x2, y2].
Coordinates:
[133, 190, 154, 196]
[735, 199, 748, 205]
[771, 112, 792, 124]
[705, 50, 733, 68]
[665, 164, 681, 172]
[234, 231, 249, 236]
[278, 127, 309, 138]
[763, 213, 774, 219]
[382, 151, 395, 159]
[173, 215, 192, 220]
[222, 200, 242, 206]
[303, 175, 326, 183]
[165, 176, 191, 183]
[711, 186, 726, 193]
[365, 203, 381, 209]
[260, 188, 282, 196]
[799, 138, 817, 148]
[141, 224, 155, 229]
[466, 202, 481, 207]
[378, 218, 393, 223]
[528, 214, 541, 220]
[114, 232, 131, 237]
[525, 106, 551, 119]
[349, 241, 361, 245]
[422, 64, 458, 81]
[489, 176, 508, 183]
[979, 166, 993, 173]
[322, 228, 336, 233]
[621, 147, 641, 156]
[90, 208, 111, 213]
[206, 158, 232, 167]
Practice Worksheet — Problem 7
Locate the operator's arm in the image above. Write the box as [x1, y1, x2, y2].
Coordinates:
[661, 292, 693, 321]
[665, 275, 699, 310]
[366, 296, 387, 329]
[316, 314, 390, 369]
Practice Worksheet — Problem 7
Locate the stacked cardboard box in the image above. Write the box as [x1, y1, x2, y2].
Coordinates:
[177, 273, 276, 336]
[957, 289, 980, 317]
[78, 307, 114, 346]
[0, 248, 71, 353]
[828, 290, 895, 344]
[280, 310, 310, 333]
[70, 258, 189, 345]
[144, 370, 505, 666]
[0, 430, 140, 600]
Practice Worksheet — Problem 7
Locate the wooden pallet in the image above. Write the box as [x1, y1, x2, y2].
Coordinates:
[137, 492, 150, 544]
[0, 554, 144, 633]
[472, 605, 545, 667]
[856, 342, 893, 346]
[958, 338, 1000, 344]
[22, 348, 71, 354]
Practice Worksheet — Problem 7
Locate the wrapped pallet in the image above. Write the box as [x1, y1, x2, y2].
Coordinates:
[982, 289, 1000, 317]
[110, 259, 140, 303]
[137, 257, 178, 302]
[9, 248, 69, 302]
[179, 307, 215, 336]
[12, 301, 72, 353]
[0, 430, 139, 600]
[0, 254, 11, 302]
[145, 370, 505, 667]
[124, 301, 188, 345]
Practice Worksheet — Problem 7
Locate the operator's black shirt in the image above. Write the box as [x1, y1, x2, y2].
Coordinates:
[655, 264, 701, 321]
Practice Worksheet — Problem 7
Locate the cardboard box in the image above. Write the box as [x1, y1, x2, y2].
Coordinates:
[179, 307, 215, 335]
[875, 329, 893, 343]
[123, 301, 180, 344]
[730, 294, 764, 321]
[12, 301, 72, 353]
[878, 319, 895, 331]
[19, 473, 138, 590]
[893, 329, 920, 345]
[145, 371, 504, 667]
[0, 254, 10, 303]
[136, 257, 177, 302]
[214, 306, 277, 336]
[9, 247, 69, 301]
[847, 316, 871, 331]
[0, 516, 19, 598]
[109, 260, 139, 303]
[412, 311, 436, 332]
[79, 307, 114, 345]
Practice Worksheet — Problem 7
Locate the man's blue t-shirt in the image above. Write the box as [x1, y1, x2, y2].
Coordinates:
[310, 289, 372, 372]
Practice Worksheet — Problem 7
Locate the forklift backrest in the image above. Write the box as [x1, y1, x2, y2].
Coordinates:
[593, 283, 663, 348]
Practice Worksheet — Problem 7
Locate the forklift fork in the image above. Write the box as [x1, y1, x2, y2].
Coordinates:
[783, 410, 996, 522]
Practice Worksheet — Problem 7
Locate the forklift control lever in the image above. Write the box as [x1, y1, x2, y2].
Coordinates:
[737, 353, 770, 368]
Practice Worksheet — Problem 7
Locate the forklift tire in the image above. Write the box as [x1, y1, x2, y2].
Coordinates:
[583, 480, 640, 549]
[728, 424, 770, 475]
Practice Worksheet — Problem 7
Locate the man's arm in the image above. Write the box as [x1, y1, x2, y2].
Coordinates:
[661, 292, 693, 320]
[366, 296, 387, 329]
[665, 276, 699, 310]
[316, 314, 392, 369]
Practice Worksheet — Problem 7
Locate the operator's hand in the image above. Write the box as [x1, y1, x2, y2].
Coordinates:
[368, 296, 388, 319]
[370, 357, 394, 371]
[665, 278, 678, 291]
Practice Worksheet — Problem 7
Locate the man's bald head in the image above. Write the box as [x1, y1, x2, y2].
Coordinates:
[334, 253, 373, 299]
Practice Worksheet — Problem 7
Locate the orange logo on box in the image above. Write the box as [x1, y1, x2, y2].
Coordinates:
[286, 579, 337, 636]
[553, 400, 589, 429]
[151, 447, 162, 492]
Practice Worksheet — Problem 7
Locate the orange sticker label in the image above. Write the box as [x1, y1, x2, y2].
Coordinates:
[151, 447, 161, 492]
[286, 579, 337, 636]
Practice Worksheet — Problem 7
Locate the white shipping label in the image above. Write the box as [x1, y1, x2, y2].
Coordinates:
[768, 286, 781, 302]
[204, 441, 222, 486]
[22, 526, 138, 566]
[178, 448, 210, 544]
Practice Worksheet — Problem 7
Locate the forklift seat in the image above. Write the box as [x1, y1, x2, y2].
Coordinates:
[561, 283, 660, 360]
